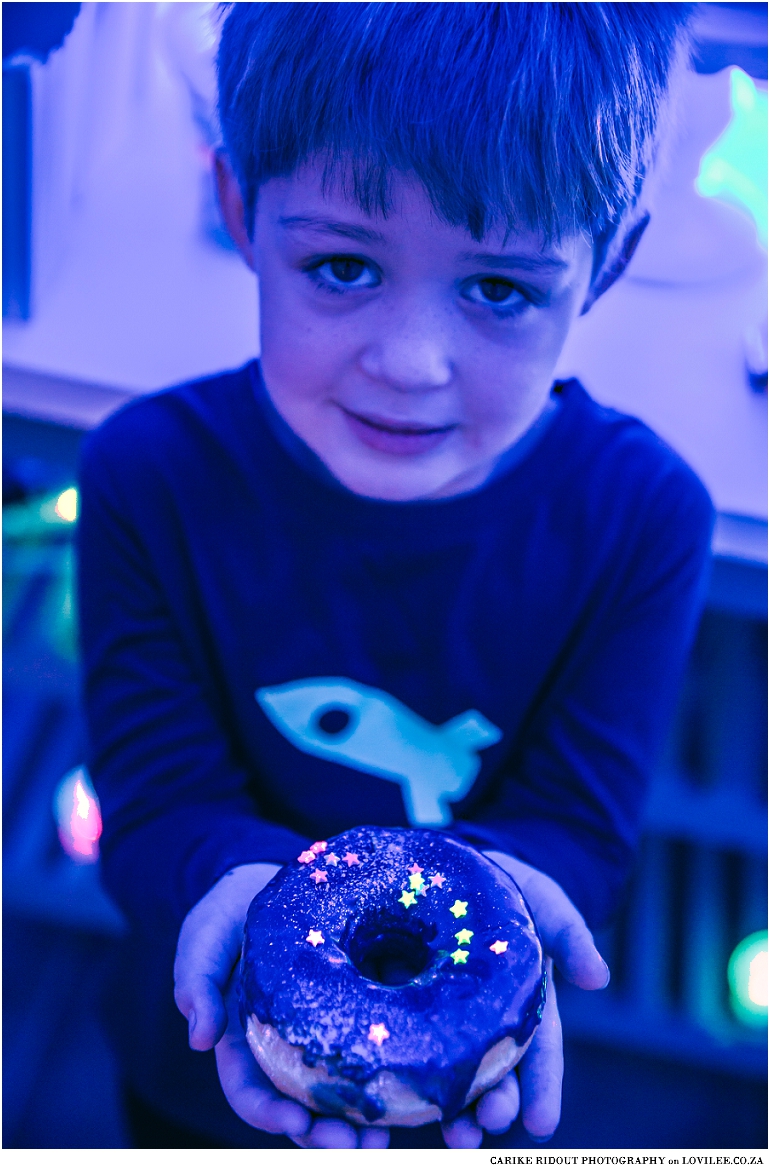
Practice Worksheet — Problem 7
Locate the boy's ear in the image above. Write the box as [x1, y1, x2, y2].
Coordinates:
[580, 212, 650, 315]
[214, 151, 256, 271]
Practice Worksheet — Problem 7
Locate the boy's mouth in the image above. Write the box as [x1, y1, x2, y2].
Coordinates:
[341, 408, 456, 456]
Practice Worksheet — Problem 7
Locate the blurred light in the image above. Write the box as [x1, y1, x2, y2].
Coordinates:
[728, 931, 768, 1026]
[54, 486, 78, 522]
[696, 68, 768, 247]
[54, 766, 102, 862]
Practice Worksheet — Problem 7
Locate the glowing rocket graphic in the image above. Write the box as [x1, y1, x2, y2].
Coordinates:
[256, 677, 502, 827]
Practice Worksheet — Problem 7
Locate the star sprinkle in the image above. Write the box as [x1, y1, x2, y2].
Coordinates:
[310, 841, 328, 854]
[298, 850, 316, 864]
[455, 929, 474, 945]
[409, 863, 423, 875]
[310, 869, 328, 884]
[368, 1023, 390, 1046]
[306, 930, 325, 947]
[409, 873, 426, 893]
[429, 873, 445, 888]
[399, 889, 417, 908]
[451, 948, 469, 965]
[490, 940, 509, 955]
[324, 852, 340, 866]
[449, 900, 468, 918]
[342, 852, 361, 867]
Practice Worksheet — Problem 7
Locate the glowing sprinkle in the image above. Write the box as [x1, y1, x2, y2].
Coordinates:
[310, 869, 328, 884]
[429, 873, 445, 888]
[399, 889, 417, 908]
[449, 900, 468, 918]
[490, 940, 509, 955]
[55, 487, 78, 523]
[342, 852, 361, 867]
[298, 850, 316, 864]
[306, 930, 324, 947]
[409, 863, 423, 874]
[455, 929, 474, 945]
[310, 841, 328, 854]
[451, 949, 469, 965]
[409, 873, 426, 892]
[324, 852, 340, 865]
[368, 1023, 390, 1046]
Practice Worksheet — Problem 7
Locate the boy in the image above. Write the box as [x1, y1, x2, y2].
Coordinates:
[78, 2, 712, 1150]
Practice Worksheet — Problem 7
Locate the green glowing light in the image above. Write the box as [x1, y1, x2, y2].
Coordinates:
[696, 69, 768, 247]
[728, 930, 768, 1027]
[399, 889, 417, 908]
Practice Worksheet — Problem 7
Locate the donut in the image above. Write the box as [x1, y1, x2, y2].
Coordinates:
[239, 825, 546, 1127]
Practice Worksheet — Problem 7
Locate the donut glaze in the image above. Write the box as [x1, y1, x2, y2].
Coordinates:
[239, 826, 546, 1125]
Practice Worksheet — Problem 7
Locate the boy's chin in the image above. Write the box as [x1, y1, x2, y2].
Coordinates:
[327, 453, 494, 502]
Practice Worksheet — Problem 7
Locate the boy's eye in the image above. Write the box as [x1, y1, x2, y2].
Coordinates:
[307, 256, 380, 292]
[476, 277, 519, 305]
[329, 258, 366, 283]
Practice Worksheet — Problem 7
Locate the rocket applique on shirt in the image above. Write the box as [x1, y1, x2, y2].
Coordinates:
[256, 677, 502, 827]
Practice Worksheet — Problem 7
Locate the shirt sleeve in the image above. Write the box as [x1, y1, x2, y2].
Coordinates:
[453, 458, 715, 931]
[77, 422, 308, 933]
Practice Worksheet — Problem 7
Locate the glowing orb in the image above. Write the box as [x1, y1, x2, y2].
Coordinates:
[728, 931, 768, 1026]
[54, 487, 78, 523]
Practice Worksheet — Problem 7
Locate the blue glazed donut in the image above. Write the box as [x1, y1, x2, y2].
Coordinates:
[239, 826, 546, 1127]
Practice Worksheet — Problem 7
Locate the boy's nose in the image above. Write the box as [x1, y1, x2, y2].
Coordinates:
[358, 305, 454, 392]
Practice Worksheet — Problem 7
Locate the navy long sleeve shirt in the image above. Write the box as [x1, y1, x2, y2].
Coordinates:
[78, 361, 713, 939]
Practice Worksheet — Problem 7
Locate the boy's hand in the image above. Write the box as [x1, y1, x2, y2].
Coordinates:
[173, 862, 390, 1148]
[441, 852, 609, 1148]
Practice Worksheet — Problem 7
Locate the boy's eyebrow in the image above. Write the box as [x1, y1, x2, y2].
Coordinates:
[278, 215, 387, 244]
[459, 251, 570, 272]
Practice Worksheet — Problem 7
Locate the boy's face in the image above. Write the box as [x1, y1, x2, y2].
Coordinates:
[232, 164, 595, 500]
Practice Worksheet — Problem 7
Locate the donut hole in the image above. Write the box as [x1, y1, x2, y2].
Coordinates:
[345, 916, 435, 987]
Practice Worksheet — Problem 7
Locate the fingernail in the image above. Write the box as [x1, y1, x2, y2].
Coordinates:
[600, 959, 611, 988]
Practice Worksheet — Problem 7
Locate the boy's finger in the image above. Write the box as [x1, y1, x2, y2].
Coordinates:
[174, 974, 227, 1050]
[360, 1127, 390, 1148]
[441, 1112, 483, 1148]
[306, 1118, 360, 1148]
[475, 1071, 520, 1134]
[518, 964, 563, 1142]
[215, 1024, 311, 1137]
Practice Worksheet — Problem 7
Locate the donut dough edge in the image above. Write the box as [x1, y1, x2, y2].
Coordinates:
[246, 1014, 534, 1128]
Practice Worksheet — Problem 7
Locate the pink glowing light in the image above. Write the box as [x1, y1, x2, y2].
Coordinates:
[298, 850, 316, 864]
[54, 767, 102, 862]
[309, 841, 328, 854]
